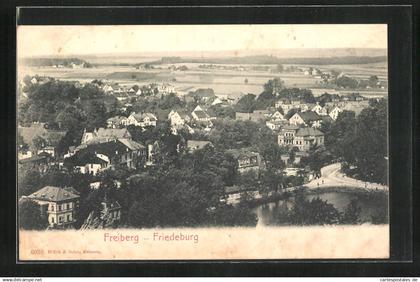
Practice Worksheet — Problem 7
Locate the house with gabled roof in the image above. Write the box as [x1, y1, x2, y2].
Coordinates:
[23, 186, 80, 229]
[106, 116, 128, 129]
[125, 112, 158, 127]
[311, 103, 328, 116]
[278, 126, 324, 151]
[328, 106, 343, 120]
[226, 148, 263, 174]
[67, 138, 146, 170]
[81, 128, 132, 144]
[289, 111, 323, 128]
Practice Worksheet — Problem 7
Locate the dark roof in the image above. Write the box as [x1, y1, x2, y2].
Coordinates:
[297, 111, 322, 122]
[226, 148, 260, 159]
[282, 125, 300, 131]
[18, 154, 48, 164]
[295, 127, 324, 137]
[28, 186, 80, 202]
[67, 139, 145, 166]
[193, 110, 209, 119]
[321, 116, 334, 123]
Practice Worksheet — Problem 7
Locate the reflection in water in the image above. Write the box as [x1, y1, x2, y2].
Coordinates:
[253, 191, 388, 226]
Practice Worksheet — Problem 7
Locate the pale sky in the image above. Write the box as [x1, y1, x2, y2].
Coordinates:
[17, 24, 387, 57]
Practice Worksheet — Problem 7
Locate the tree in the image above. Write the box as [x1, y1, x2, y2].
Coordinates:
[263, 77, 285, 95]
[18, 133, 29, 152]
[19, 199, 49, 230]
[289, 194, 341, 225]
[325, 110, 356, 160]
[336, 76, 359, 89]
[32, 136, 47, 151]
[368, 75, 379, 87]
[341, 199, 362, 224]
[235, 94, 257, 113]
[276, 64, 284, 73]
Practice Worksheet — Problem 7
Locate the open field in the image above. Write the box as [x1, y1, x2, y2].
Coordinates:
[19, 60, 388, 97]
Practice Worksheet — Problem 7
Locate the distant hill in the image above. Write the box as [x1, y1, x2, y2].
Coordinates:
[19, 57, 92, 67]
[152, 55, 387, 65]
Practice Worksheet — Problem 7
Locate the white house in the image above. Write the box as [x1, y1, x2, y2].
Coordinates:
[125, 112, 157, 127]
[312, 104, 328, 116]
[329, 106, 343, 121]
[270, 110, 285, 121]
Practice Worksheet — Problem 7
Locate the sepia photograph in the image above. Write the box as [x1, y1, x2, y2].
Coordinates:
[17, 24, 390, 260]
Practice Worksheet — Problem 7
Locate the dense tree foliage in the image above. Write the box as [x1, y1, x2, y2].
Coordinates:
[19, 200, 49, 230]
[325, 99, 388, 184]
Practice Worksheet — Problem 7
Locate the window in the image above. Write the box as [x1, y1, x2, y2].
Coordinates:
[51, 217, 55, 224]
[58, 205, 61, 211]
[51, 205, 54, 211]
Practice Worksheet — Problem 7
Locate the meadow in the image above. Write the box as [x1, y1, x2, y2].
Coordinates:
[19, 61, 388, 97]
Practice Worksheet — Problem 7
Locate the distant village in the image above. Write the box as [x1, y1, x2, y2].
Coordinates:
[17, 69, 386, 230]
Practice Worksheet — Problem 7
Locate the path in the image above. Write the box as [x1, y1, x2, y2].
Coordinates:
[305, 163, 388, 191]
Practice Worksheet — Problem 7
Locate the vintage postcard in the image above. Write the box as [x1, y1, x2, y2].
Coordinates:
[17, 24, 389, 260]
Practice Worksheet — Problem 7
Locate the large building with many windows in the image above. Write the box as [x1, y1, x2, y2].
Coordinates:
[25, 186, 80, 229]
[278, 126, 324, 151]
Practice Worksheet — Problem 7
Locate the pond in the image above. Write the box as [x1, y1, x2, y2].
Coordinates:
[253, 189, 388, 226]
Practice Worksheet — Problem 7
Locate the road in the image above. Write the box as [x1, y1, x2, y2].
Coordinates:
[305, 163, 388, 191]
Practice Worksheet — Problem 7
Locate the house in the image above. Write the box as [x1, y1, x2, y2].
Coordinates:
[168, 110, 191, 126]
[294, 127, 324, 151]
[186, 140, 213, 152]
[125, 112, 158, 127]
[100, 199, 122, 223]
[102, 84, 114, 93]
[211, 97, 223, 106]
[300, 103, 316, 112]
[168, 111, 195, 135]
[106, 116, 128, 128]
[24, 186, 80, 229]
[289, 111, 323, 128]
[19, 123, 68, 157]
[67, 139, 146, 170]
[278, 126, 324, 151]
[73, 153, 110, 175]
[186, 88, 216, 103]
[37, 146, 56, 157]
[329, 106, 343, 120]
[277, 125, 300, 146]
[157, 83, 175, 95]
[227, 149, 263, 174]
[311, 104, 328, 116]
[270, 110, 285, 121]
[235, 111, 268, 122]
[192, 109, 211, 122]
[81, 128, 132, 144]
[266, 120, 288, 131]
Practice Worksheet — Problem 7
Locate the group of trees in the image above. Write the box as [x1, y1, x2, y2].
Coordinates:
[323, 99, 388, 184]
[235, 78, 316, 112]
[19, 80, 120, 154]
